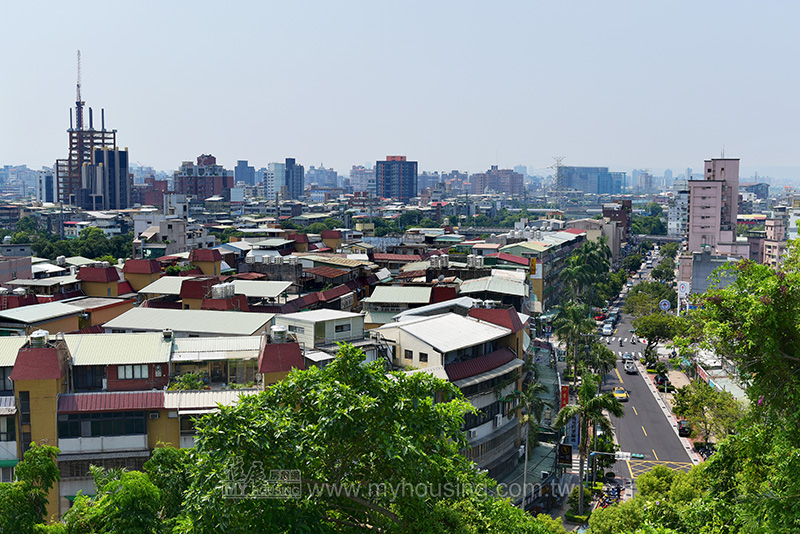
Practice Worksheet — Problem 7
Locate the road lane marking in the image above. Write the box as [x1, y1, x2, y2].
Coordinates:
[632, 406, 638, 415]
[615, 368, 623, 383]
[652, 449, 659, 461]
[626, 460, 634, 479]
[642, 425, 648, 437]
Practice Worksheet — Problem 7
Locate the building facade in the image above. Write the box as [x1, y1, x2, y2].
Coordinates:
[687, 158, 740, 253]
[376, 156, 417, 203]
[173, 155, 234, 199]
[285, 158, 305, 200]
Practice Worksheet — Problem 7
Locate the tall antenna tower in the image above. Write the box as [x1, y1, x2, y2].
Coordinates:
[75, 50, 84, 130]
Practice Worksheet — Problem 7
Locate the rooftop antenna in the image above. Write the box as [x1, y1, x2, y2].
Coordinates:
[721, 146, 725, 158]
[75, 50, 84, 130]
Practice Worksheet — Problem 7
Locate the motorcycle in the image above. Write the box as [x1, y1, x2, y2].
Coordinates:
[619, 339, 624, 347]
[631, 337, 637, 345]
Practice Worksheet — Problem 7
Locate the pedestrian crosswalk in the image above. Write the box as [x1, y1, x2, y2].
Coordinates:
[612, 351, 643, 359]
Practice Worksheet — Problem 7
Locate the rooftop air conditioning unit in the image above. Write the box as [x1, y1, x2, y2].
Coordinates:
[149, 412, 160, 420]
[12, 288, 25, 296]
[245, 255, 255, 264]
[467, 429, 479, 439]
[101, 261, 110, 268]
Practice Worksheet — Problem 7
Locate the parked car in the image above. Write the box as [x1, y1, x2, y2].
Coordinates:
[654, 374, 670, 386]
[594, 313, 607, 321]
[678, 420, 692, 437]
[613, 387, 629, 402]
[624, 361, 637, 374]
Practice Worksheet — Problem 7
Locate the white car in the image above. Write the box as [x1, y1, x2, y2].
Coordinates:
[602, 324, 613, 336]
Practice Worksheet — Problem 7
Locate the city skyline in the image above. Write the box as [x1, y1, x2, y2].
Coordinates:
[2, 1, 800, 180]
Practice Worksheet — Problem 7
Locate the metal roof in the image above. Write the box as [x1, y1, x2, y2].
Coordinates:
[397, 365, 450, 381]
[378, 313, 511, 354]
[0, 395, 16, 416]
[362, 286, 432, 304]
[139, 276, 186, 295]
[172, 336, 262, 362]
[253, 238, 295, 248]
[103, 308, 275, 336]
[232, 280, 292, 299]
[363, 311, 398, 325]
[459, 275, 526, 298]
[6, 275, 80, 288]
[164, 389, 259, 411]
[58, 391, 165, 413]
[0, 336, 27, 367]
[394, 297, 479, 320]
[64, 332, 173, 366]
[278, 309, 362, 323]
[0, 302, 83, 324]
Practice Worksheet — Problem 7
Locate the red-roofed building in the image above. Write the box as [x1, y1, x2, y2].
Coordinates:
[189, 248, 223, 276]
[444, 347, 517, 382]
[320, 230, 343, 250]
[286, 233, 309, 252]
[485, 252, 529, 267]
[180, 276, 222, 309]
[371, 253, 422, 274]
[304, 266, 353, 286]
[561, 228, 587, 236]
[259, 342, 304, 385]
[468, 307, 526, 357]
[122, 259, 162, 291]
[57, 391, 165, 413]
[201, 294, 250, 312]
[77, 265, 121, 297]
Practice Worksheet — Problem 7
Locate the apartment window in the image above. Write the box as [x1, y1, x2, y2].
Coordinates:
[0, 368, 11, 392]
[19, 391, 30, 425]
[117, 365, 149, 380]
[58, 411, 146, 439]
[404, 350, 413, 360]
[0, 417, 14, 442]
[74, 366, 104, 391]
[419, 352, 428, 363]
[288, 325, 305, 335]
[334, 324, 351, 333]
[0, 467, 13, 483]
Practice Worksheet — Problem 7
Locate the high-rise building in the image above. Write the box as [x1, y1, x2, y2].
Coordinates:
[350, 165, 375, 194]
[376, 156, 417, 202]
[264, 162, 287, 200]
[234, 160, 256, 186]
[77, 147, 131, 210]
[469, 166, 523, 195]
[513, 165, 528, 177]
[559, 166, 624, 195]
[686, 158, 740, 253]
[305, 165, 338, 188]
[36, 170, 57, 204]
[285, 158, 305, 200]
[668, 179, 689, 237]
[664, 169, 673, 182]
[173, 154, 234, 199]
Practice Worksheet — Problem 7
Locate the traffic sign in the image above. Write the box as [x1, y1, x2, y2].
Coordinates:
[615, 451, 632, 461]
[557, 444, 573, 464]
[659, 299, 671, 311]
[677, 281, 690, 298]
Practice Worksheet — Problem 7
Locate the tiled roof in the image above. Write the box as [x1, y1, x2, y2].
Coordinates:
[117, 281, 135, 295]
[486, 252, 529, 266]
[77, 266, 120, 283]
[180, 277, 222, 299]
[189, 249, 222, 263]
[305, 266, 349, 279]
[58, 391, 165, 413]
[372, 253, 422, 262]
[468, 307, 524, 333]
[122, 259, 161, 274]
[445, 347, 516, 382]
[9, 347, 63, 380]
[561, 228, 587, 235]
[320, 284, 351, 301]
[259, 342, 304, 374]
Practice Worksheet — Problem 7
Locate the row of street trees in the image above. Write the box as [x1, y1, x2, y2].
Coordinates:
[551, 238, 626, 516]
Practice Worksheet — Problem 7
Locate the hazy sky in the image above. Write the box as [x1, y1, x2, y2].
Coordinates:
[2, 1, 799, 179]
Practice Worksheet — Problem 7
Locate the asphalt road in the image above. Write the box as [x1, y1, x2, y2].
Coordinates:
[598, 257, 694, 477]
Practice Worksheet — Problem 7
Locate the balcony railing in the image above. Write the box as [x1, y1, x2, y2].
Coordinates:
[58, 434, 148, 454]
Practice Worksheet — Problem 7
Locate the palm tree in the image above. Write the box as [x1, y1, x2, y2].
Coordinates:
[553, 303, 596, 387]
[586, 343, 618, 391]
[504, 380, 553, 510]
[553, 373, 625, 516]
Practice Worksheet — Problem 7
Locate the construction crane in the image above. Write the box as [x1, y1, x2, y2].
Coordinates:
[75, 50, 84, 130]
